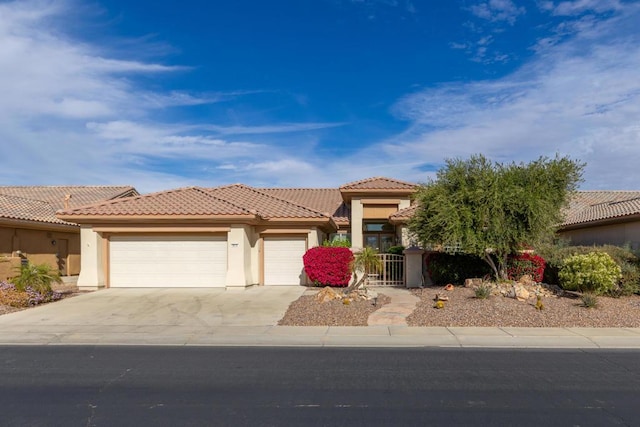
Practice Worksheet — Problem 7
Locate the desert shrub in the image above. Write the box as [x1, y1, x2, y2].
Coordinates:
[506, 253, 546, 282]
[303, 246, 354, 287]
[425, 252, 492, 285]
[538, 243, 639, 287]
[11, 262, 61, 293]
[474, 284, 492, 299]
[581, 293, 598, 308]
[0, 281, 61, 307]
[558, 252, 622, 295]
[617, 261, 640, 296]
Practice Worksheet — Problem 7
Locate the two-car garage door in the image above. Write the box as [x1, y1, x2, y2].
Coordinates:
[109, 235, 227, 287]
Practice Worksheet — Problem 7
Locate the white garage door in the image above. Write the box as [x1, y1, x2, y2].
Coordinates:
[109, 235, 227, 287]
[263, 237, 306, 285]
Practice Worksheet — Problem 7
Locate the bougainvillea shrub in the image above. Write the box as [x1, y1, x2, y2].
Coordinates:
[506, 253, 546, 282]
[303, 247, 354, 287]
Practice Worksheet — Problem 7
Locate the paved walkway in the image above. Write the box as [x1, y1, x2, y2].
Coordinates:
[0, 287, 639, 348]
[367, 287, 420, 326]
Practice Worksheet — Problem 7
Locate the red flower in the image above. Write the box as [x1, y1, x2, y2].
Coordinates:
[303, 247, 354, 287]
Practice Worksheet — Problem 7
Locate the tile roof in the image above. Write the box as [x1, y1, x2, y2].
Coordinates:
[0, 186, 137, 210]
[339, 176, 417, 191]
[0, 195, 71, 225]
[58, 187, 254, 217]
[259, 188, 350, 224]
[562, 191, 640, 226]
[0, 186, 137, 226]
[389, 204, 418, 222]
[58, 185, 333, 221]
[206, 185, 331, 219]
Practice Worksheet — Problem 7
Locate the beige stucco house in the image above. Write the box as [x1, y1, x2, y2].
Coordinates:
[558, 191, 640, 250]
[56, 177, 417, 290]
[0, 186, 138, 281]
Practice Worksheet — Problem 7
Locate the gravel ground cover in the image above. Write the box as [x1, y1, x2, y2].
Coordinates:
[278, 292, 391, 326]
[407, 286, 640, 328]
[0, 283, 87, 316]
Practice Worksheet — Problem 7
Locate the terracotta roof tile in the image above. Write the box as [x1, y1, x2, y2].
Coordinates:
[59, 187, 254, 217]
[0, 194, 72, 225]
[0, 185, 137, 226]
[562, 191, 640, 226]
[259, 188, 349, 223]
[389, 204, 418, 222]
[339, 176, 417, 191]
[0, 186, 137, 210]
[207, 185, 330, 219]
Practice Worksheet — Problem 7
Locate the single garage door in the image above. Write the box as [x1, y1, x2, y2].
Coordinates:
[263, 237, 306, 285]
[109, 235, 227, 287]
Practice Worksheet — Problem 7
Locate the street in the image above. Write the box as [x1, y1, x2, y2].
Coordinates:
[1, 346, 639, 426]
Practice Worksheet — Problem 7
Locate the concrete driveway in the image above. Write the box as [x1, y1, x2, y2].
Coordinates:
[0, 286, 306, 344]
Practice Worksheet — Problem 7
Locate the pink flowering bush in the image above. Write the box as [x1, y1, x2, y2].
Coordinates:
[506, 253, 546, 282]
[303, 246, 354, 287]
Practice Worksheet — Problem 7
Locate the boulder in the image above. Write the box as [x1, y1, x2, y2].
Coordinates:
[464, 278, 484, 288]
[508, 284, 530, 301]
[518, 274, 536, 286]
[315, 287, 342, 303]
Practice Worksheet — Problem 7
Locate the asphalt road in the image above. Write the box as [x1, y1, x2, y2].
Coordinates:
[2, 346, 640, 426]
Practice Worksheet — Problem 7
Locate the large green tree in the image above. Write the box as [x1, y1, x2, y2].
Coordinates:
[409, 154, 584, 280]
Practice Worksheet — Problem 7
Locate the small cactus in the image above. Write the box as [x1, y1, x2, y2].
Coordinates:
[535, 295, 544, 311]
[434, 300, 445, 309]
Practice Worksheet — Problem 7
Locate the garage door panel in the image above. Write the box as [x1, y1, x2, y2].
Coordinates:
[109, 235, 227, 287]
[263, 237, 306, 286]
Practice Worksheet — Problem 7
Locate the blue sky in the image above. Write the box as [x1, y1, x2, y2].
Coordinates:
[1, 0, 639, 192]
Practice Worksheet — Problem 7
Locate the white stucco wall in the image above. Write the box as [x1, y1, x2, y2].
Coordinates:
[350, 198, 364, 249]
[226, 225, 255, 288]
[76, 226, 105, 290]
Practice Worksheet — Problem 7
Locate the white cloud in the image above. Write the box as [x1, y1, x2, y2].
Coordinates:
[541, 0, 623, 16]
[385, 2, 640, 189]
[0, 0, 342, 192]
[468, 0, 526, 25]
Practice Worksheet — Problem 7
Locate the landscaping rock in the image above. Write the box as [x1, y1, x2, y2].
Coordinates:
[518, 274, 536, 286]
[508, 283, 530, 301]
[464, 278, 484, 288]
[315, 287, 342, 303]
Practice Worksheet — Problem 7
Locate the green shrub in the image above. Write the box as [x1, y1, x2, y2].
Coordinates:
[11, 262, 61, 294]
[558, 252, 621, 295]
[538, 243, 639, 290]
[474, 284, 492, 299]
[387, 246, 405, 255]
[322, 237, 351, 248]
[426, 252, 492, 285]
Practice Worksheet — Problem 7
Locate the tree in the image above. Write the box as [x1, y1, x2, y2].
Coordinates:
[409, 154, 584, 281]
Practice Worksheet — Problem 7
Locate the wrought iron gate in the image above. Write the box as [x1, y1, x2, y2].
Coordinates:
[368, 254, 405, 287]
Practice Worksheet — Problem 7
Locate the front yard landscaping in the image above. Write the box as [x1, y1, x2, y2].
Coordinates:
[278, 283, 640, 327]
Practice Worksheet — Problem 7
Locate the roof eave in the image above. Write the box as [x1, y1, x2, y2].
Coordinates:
[0, 217, 79, 231]
[55, 214, 259, 224]
[559, 213, 640, 231]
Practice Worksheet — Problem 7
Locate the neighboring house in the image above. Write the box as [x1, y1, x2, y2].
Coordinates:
[0, 186, 138, 281]
[557, 191, 640, 250]
[56, 177, 417, 289]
